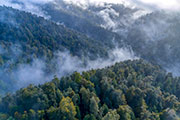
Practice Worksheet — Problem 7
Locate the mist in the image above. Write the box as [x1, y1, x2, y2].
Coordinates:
[0, 1, 180, 119]
[61, 0, 180, 77]
[1, 46, 137, 92]
[0, 7, 19, 27]
[64, 0, 180, 11]
[1, 0, 180, 17]
[1, 0, 180, 89]
[0, 0, 54, 18]
[130, 0, 180, 11]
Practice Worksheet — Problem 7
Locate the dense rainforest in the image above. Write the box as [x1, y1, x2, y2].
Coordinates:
[0, 6, 111, 94]
[0, 1, 180, 120]
[0, 60, 179, 120]
[0, 6, 108, 62]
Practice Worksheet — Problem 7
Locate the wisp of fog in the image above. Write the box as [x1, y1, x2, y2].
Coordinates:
[1, 0, 180, 91]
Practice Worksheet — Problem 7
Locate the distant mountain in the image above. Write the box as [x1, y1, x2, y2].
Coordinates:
[44, 1, 180, 75]
[42, 2, 124, 48]
[42, 1, 147, 46]
[126, 11, 180, 75]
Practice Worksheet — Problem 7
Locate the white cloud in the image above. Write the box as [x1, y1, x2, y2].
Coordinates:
[5, 47, 137, 90]
[97, 8, 119, 30]
[128, 0, 180, 11]
[64, 0, 180, 11]
[64, 0, 126, 4]
[140, 0, 180, 9]
[1, 0, 179, 18]
[63, 0, 131, 9]
[0, 0, 54, 18]
[55, 47, 138, 77]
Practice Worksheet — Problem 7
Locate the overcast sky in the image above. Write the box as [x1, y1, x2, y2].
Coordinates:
[131, 0, 180, 10]
[0, 0, 180, 11]
[64, 0, 180, 11]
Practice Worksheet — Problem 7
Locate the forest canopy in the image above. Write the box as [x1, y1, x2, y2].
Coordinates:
[0, 60, 179, 120]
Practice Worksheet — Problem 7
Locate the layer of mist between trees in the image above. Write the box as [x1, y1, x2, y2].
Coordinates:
[0, 60, 179, 120]
[0, 1, 179, 120]
[2, 0, 180, 77]
[1, 1, 180, 90]
[39, 1, 180, 76]
[0, 42, 137, 94]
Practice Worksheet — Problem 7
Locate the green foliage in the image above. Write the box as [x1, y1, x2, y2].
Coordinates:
[0, 6, 109, 94]
[117, 105, 135, 120]
[102, 110, 120, 120]
[72, 72, 83, 83]
[89, 96, 99, 117]
[0, 7, 108, 63]
[59, 97, 77, 120]
[83, 114, 97, 120]
[0, 113, 9, 120]
[0, 60, 179, 120]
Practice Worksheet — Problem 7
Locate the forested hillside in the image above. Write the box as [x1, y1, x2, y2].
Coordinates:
[126, 11, 180, 75]
[0, 6, 111, 94]
[0, 60, 179, 120]
[0, 6, 108, 62]
[42, 1, 180, 75]
[43, 2, 124, 48]
[0, 1, 180, 120]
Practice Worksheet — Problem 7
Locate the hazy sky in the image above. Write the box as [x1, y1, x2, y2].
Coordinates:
[132, 0, 180, 10]
[64, 0, 180, 10]
[0, 0, 180, 12]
